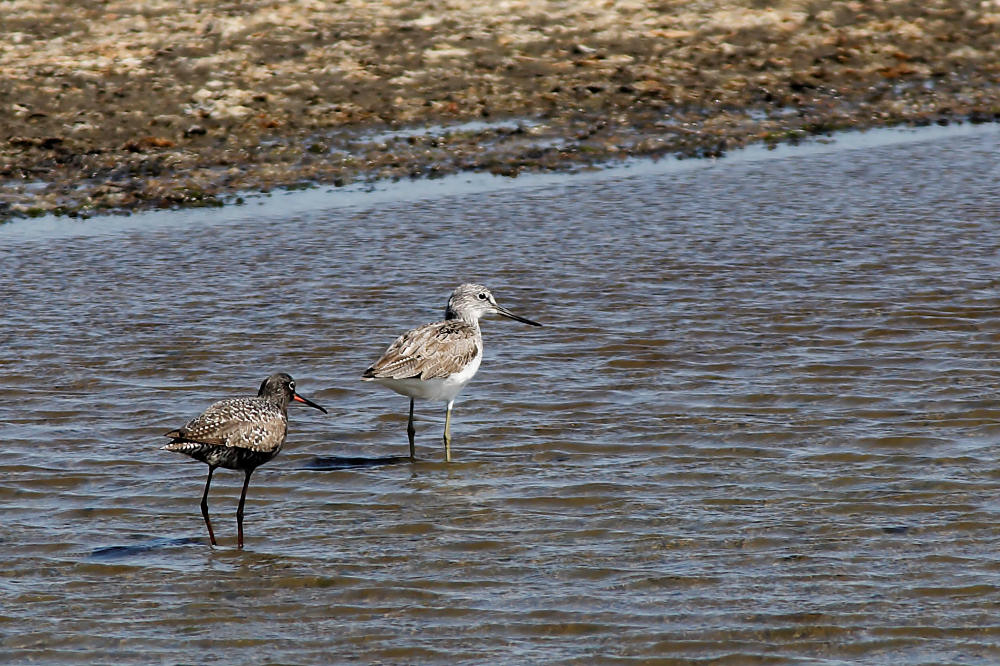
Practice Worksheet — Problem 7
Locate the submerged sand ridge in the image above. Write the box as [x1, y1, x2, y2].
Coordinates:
[2, 0, 999, 219]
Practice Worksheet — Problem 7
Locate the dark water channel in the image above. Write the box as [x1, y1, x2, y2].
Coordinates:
[3, 124, 1000, 664]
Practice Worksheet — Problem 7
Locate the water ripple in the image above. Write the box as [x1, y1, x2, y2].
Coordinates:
[2, 125, 1000, 663]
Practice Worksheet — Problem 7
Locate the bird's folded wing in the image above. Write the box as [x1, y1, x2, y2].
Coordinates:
[365, 321, 479, 380]
[164, 398, 287, 451]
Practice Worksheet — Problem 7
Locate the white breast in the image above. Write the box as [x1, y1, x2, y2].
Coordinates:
[374, 350, 483, 403]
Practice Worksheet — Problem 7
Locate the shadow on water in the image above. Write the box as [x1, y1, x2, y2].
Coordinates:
[301, 454, 412, 470]
[90, 536, 203, 560]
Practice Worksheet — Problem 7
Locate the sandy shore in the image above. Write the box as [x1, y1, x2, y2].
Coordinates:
[2, 0, 999, 220]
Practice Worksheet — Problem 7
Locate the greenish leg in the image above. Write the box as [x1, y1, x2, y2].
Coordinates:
[443, 400, 454, 463]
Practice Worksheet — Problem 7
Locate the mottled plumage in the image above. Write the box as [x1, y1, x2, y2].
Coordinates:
[362, 283, 541, 462]
[164, 398, 288, 457]
[161, 372, 327, 548]
[364, 319, 481, 381]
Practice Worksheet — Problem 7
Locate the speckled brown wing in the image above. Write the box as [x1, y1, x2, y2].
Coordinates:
[364, 320, 480, 380]
[164, 397, 288, 453]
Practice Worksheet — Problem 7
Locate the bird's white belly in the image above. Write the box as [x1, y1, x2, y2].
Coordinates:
[375, 353, 482, 403]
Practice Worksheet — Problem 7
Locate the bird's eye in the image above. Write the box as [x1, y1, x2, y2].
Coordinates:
[477, 292, 487, 300]
[289, 382, 296, 390]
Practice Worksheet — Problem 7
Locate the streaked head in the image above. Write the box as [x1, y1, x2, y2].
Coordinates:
[444, 283, 542, 327]
[258, 373, 328, 413]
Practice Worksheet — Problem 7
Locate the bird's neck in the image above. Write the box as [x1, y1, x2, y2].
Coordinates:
[445, 308, 481, 329]
[260, 394, 290, 411]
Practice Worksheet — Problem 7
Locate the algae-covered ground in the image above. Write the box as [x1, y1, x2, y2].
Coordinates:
[2, 0, 999, 220]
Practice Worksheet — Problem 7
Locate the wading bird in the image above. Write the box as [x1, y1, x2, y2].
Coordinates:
[162, 373, 327, 548]
[363, 283, 541, 462]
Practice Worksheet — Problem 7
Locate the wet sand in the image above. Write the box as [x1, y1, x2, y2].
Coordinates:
[2, 0, 999, 220]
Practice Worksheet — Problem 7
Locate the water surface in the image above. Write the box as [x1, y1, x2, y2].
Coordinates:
[3, 124, 1000, 664]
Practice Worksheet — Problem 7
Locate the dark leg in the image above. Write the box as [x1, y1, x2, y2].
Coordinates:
[201, 466, 218, 546]
[407, 398, 416, 461]
[236, 468, 254, 549]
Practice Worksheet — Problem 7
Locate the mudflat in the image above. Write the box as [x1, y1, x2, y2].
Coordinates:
[2, 0, 998, 219]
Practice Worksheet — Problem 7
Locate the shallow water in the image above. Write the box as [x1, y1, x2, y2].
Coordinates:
[3, 124, 1000, 664]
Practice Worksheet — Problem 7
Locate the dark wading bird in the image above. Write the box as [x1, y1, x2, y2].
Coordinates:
[162, 373, 327, 548]
[362, 283, 541, 462]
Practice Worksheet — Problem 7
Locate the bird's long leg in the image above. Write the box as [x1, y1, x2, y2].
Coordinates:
[407, 397, 416, 461]
[236, 468, 254, 549]
[201, 465, 218, 546]
[443, 400, 454, 463]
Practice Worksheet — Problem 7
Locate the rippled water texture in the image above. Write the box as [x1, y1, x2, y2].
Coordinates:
[3, 125, 1000, 664]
